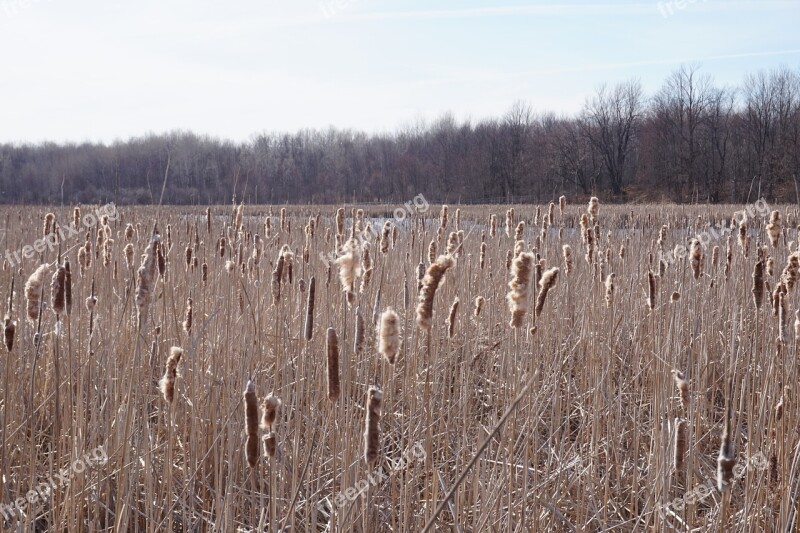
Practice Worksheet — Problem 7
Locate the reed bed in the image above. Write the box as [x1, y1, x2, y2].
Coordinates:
[0, 201, 798, 531]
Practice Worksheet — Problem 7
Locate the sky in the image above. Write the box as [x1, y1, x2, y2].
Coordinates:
[0, 0, 799, 144]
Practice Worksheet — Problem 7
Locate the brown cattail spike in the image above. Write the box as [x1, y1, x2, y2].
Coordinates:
[326, 327, 340, 401]
[244, 379, 260, 468]
[364, 386, 383, 468]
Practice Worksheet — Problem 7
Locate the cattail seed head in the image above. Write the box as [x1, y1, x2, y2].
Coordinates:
[364, 386, 383, 468]
[446, 297, 459, 338]
[354, 306, 365, 353]
[326, 327, 340, 402]
[25, 264, 49, 324]
[416, 255, 455, 330]
[159, 347, 183, 404]
[260, 394, 282, 431]
[3, 316, 16, 352]
[753, 259, 765, 309]
[244, 379, 260, 467]
[51, 265, 66, 316]
[182, 297, 193, 334]
[534, 267, 559, 318]
[474, 296, 485, 317]
[507, 252, 534, 328]
[304, 276, 316, 340]
[674, 418, 687, 474]
[378, 307, 401, 364]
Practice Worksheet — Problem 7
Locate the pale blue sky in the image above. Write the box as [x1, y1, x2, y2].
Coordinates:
[0, 0, 798, 143]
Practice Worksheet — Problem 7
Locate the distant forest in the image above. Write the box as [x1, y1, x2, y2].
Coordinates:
[2, 65, 800, 206]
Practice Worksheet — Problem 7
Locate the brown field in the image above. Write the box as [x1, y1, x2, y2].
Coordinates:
[0, 200, 797, 531]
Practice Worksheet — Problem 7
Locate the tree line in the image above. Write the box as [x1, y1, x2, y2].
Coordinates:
[1, 65, 799, 206]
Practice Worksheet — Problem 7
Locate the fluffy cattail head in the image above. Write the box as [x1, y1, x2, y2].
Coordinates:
[260, 394, 282, 431]
[364, 386, 383, 468]
[534, 267, 559, 318]
[378, 308, 401, 364]
[182, 297, 193, 334]
[159, 347, 183, 404]
[507, 252, 534, 328]
[416, 255, 455, 330]
[672, 369, 689, 410]
[25, 264, 49, 324]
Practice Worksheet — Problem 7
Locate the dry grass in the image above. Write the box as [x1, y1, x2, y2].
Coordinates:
[0, 201, 798, 531]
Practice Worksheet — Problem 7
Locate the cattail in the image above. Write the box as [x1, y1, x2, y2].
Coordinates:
[587, 196, 599, 222]
[417, 262, 425, 291]
[218, 237, 226, 258]
[738, 222, 747, 255]
[326, 328, 340, 401]
[378, 307, 400, 364]
[446, 297, 459, 338]
[604, 273, 614, 308]
[546, 202, 554, 227]
[335, 238, 361, 306]
[125, 223, 134, 241]
[205, 207, 212, 234]
[159, 346, 183, 404]
[51, 264, 66, 316]
[657, 225, 668, 248]
[260, 394, 282, 431]
[304, 276, 316, 341]
[354, 306, 365, 353]
[479, 242, 486, 269]
[505, 208, 514, 238]
[124, 243, 135, 270]
[3, 316, 16, 352]
[507, 252, 534, 328]
[767, 210, 782, 247]
[711, 245, 719, 267]
[24, 264, 49, 324]
[489, 214, 497, 238]
[43, 212, 54, 238]
[647, 270, 657, 311]
[781, 252, 800, 290]
[672, 370, 689, 410]
[73, 207, 81, 228]
[562, 244, 573, 274]
[753, 260, 765, 309]
[360, 245, 373, 293]
[244, 379, 260, 468]
[271, 254, 285, 303]
[674, 418, 687, 474]
[475, 296, 486, 317]
[262, 432, 277, 458]
[335, 208, 344, 236]
[135, 234, 160, 330]
[364, 386, 383, 468]
[558, 195, 566, 215]
[380, 221, 392, 254]
[428, 240, 437, 264]
[514, 221, 525, 241]
[584, 227, 595, 266]
[689, 239, 703, 279]
[779, 291, 789, 343]
[156, 240, 166, 277]
[767, 256, 774, 276]
[724, 236, 732, 278]
[439, 205, 448, 229]
[416, 255, 455, 330]
[182, 297, 193, 334]
[535, 267, 559, 318]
